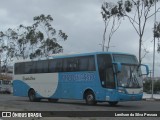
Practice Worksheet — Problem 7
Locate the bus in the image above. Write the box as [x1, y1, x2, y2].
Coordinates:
[13, 52, 149, 105]
[0, 80, 12, 94]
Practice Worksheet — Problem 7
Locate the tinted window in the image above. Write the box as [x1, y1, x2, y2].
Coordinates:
[24, 62, 33, 74]
[15, 63, 25, 74]
[49, 59, 63, 72]
[63, 57, 80, 72]
[97, 54, 115, 88]
[49, 59, 57, 72]
[88, 56, 96, 71]
[63, 56, 95, 72]
[15, 55, 96, 74]
[37, 60, 49, 73]
[113, 54, 138, 64]
[78, 57, 88, 71]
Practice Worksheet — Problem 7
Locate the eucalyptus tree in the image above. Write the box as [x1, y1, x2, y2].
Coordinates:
[28, 14, 68, 59]
[0, 14, 68, 63]
[101, 1, 122, 51]
[0, 14, 67, 75]
[102, 0, 160, 64]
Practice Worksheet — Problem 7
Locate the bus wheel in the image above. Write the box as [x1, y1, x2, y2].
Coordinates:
[85, 91, 97, 105]
[48, 98, 58, 102]
[28, 89, 40, 102]
[108, 101, 118, 106]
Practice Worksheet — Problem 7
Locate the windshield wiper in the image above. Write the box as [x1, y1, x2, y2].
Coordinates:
[126, 66, 140, 88]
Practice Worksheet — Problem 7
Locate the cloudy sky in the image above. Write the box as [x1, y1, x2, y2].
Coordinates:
[0, 0, 160, 77]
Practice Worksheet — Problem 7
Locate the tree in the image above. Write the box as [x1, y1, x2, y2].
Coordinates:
[103, 0, 160, 64]
[29, 14, 68, 58]
[101, 2, 122, 51]
[0, 29, 18, 65]
[143, 79, 152, 93]
[0, 14, 68, 63]
[154, 80, 160, 93]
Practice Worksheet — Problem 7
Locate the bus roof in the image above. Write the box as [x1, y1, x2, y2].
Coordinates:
[14, 51, 136, 63]
[49, 52, 135, 59]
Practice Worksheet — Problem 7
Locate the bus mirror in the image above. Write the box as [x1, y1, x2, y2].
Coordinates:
[140, 64, 149, 76]
[113, 62, 122, 73]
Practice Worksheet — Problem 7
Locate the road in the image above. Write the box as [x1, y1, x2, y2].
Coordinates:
[0, 94, 160, 120]
[0, 94, 160, 111]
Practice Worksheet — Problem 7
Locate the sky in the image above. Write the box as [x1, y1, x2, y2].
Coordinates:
[0, 0, 160, 77]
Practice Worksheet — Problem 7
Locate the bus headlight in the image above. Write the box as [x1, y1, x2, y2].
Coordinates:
[118, 88, 126, 94]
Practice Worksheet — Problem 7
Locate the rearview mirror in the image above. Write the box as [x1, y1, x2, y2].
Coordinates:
[140, 64, 149, 76]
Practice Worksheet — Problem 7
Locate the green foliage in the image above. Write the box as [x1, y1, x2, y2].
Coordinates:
[101, 1, 124, 21]
[143, 80, 151, 93]
[102, 0, 160, 64]
[125, 0, 132, 12]
[158, 43, 160, 53]
[154, 80, 160, 92]
[154, 22, 160, 38]
[143, 79, 160, 93]
[153, 22, 160, 53]
[0, 14, 68, 64]
[101, 1, 122, 51]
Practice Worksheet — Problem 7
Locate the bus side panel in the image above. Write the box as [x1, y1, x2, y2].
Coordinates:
[13, 80, 30, 96]
[57, 72, 99, 100]
[13, 73, 59, 98]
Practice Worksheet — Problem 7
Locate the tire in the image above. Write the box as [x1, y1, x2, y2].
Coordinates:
[28, 89, 40, 102]
[48, 98, 58, 102]
[108, 101, 118, 106]
[85, 91, 97, 105]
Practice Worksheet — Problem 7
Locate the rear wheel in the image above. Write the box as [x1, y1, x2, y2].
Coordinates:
[48, 98, 58, 102]
[28, 89, 40, 102]
[108, 101, 118, 106]
[85, 91, 97, 105]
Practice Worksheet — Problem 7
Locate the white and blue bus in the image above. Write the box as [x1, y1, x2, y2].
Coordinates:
[13, 52, 149, 105]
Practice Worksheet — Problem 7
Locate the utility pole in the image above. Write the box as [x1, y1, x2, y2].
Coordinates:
[149, 70, 152, 79]
[149, 70, 152, 93]
[151, 0, 157, 99]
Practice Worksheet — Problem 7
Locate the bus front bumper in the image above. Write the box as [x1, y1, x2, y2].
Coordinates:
[117, 93, 143, 102]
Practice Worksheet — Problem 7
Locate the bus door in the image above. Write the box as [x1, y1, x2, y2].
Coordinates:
[97, 54, 116, 99]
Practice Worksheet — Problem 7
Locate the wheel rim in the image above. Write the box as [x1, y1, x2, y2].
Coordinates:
[30, 93, 34, 100]
[29, 90, 35, 101]
[87, 94, 94, 102]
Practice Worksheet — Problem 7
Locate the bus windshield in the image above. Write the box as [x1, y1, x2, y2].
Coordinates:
[117, 64, 142, 88]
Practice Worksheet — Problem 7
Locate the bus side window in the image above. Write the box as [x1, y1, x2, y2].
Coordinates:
[79, 57, 88, 71]
[88, 56, 96, 71]
[25, 62, 32, 74]
[42, 60, 49, 73]
[67, 58, 79, 72]
[25, 62, 36, 74]
[56, 59, 63, 72]
[49, 59, 56, 73]
[63, 58, 68, 72]
[30, 62, 36, 73]
[15, 63, 25, 74]
[36, 60, 49, 73]
[73, 58, 79, 71]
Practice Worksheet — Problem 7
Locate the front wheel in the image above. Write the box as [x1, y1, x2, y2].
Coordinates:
[85, 91, 97, 105]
